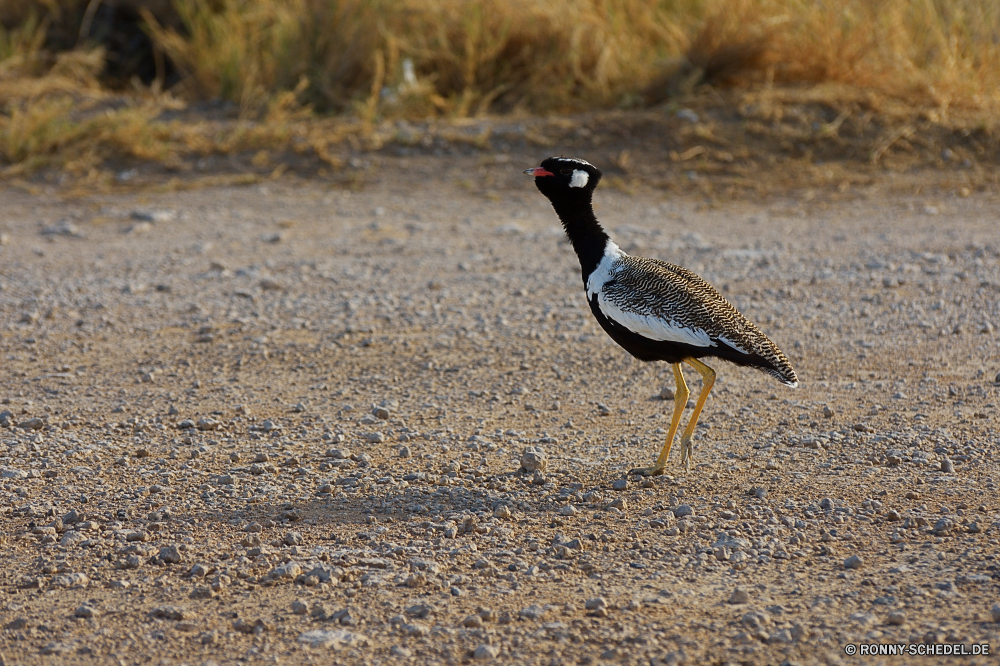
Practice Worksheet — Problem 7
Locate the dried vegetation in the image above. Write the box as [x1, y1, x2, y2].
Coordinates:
[0, 0, 999, 189]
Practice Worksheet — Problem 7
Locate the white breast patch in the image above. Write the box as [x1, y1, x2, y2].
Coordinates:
[569, 170, 589, 188]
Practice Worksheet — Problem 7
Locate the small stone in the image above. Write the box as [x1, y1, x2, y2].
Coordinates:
[611, 479, 628, 491]
[158, 545, 182, 564]
[673, 504, 693, 517]
[74, 605, 98, 618]
[493, 505, 512, 520]
[398, 446, 411, 458]
[608, 497, 627, 510]
[520, 447, 548, 472]
[519, 605, 547, 620]
[940, 458, 955, 473]
[585, 597, 607, 611]
[149, 606, 192, 621]
[729, 588, 751, 604]
[844, 554, 864, 570]
[473, 645, 500, 660]
[196, 418, 220, 431]
[990, 604, 1000, 623]
[462, 614, 484, 628]
[887, 611, 906, 626]
[405, 603, 433, 619]
[268, 562, 302, 581]
[285, 531, 303, 546]
[557, 505, 577, 516]
[327, 448, 350, 459]
[16, 417, 44, 431]
[932, 518, 954, 535]
[53, 573, 89, 588]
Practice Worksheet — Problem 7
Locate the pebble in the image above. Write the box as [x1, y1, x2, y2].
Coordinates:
[557, 505, 577, 516]
[519, 605, 547, 620]
[844, 555, 864, 570]
[473, 645, 500, 660]
[520, 447, 548, 472]
[940, 458, 954, 473]
[887, 611, 906, 625]
[608, 497, 627, 510]
[74, 605, 98, 618]
[149, 606, 193, 621]
[991, 604, 1000, 623]
[16, 417, 44, 430]
[296, 629, 364, 648]
[611, 479, 628, 491]
[673, 504, 693, 517]
[53, 573, 89, 588]
[158, 545, 182, 564]
[729, 588, 751, 604]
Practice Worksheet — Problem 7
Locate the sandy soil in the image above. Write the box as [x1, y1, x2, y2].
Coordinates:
[1, 154, 999, 665]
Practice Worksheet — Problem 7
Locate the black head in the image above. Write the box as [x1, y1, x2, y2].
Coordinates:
[524, 156, 602, 199]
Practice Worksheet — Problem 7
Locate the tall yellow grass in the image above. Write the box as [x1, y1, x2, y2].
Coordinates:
[1, 0, 999, 176]
[138, 0, 1000, 116]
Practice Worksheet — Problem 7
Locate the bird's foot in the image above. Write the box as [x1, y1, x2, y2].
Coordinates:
[679, 438, 694, 470]
[629, 465, 666, 477]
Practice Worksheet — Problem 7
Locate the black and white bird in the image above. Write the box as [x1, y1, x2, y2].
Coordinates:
[525, 156, 798, 475]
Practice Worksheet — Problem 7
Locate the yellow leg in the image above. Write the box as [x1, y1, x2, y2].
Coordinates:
[678, 358, 716, 470]
[630, 363, 689, 476]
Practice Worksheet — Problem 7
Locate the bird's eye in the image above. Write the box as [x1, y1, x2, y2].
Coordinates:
[560, 168, 572, 175]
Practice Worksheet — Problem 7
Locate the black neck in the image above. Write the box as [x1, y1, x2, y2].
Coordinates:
[547, 194, 611, 282]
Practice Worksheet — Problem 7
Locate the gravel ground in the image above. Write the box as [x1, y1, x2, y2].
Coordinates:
[1, 156, 999, 665]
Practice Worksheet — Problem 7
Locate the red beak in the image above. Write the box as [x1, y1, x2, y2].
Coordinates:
[524, 167, 554, 177]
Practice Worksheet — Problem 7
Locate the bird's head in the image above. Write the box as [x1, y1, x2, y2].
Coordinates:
[524, 157, 602, 199]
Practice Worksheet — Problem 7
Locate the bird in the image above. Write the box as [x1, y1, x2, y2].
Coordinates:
[524, 156, 798, 475]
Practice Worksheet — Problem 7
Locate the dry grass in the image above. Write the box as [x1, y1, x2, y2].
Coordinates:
[1, 0, 1000, 182]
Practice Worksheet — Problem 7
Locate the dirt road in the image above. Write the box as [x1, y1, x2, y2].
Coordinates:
[1, 155, 999, 665]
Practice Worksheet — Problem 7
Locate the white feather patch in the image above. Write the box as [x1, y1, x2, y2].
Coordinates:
[569, 169, 589, 188]
[597, 295, 716, 347]
[586, 241, 624, 297]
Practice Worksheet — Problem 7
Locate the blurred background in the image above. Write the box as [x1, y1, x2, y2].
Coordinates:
[1, 0, 998, 187]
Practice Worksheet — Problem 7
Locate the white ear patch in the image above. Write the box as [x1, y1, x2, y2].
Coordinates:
[569, 169, 589, 188]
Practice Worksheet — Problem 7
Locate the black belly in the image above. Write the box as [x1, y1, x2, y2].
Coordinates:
[587, 294, 771, 369]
